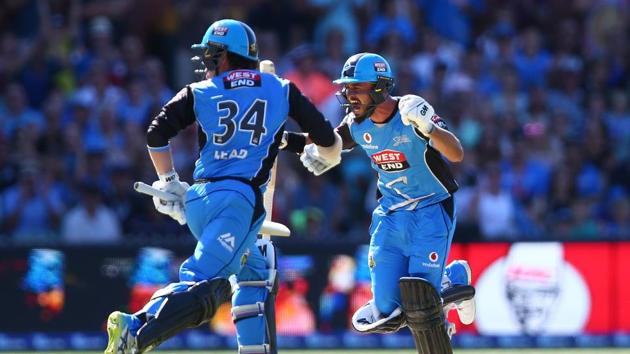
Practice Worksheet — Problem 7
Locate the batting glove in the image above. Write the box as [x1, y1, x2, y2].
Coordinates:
[299, 131, 342, 176]
[399, 95, 436, 136]
[151, 171, 190, 225]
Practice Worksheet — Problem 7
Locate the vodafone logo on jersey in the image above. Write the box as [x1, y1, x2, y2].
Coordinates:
[371, 149, 410, 172]
[363, 132, 372, 143]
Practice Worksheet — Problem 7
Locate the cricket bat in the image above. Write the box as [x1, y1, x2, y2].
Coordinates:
[133, 181, 290, 237]
[259, 59, 283, 239]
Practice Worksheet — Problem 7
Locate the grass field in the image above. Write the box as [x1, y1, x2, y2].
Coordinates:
[21, 350, 630, 354]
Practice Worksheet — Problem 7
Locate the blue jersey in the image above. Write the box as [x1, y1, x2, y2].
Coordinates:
[147, 69, 336, 189]
[190, 70, 289, 185]
[339, 105, 458, 211]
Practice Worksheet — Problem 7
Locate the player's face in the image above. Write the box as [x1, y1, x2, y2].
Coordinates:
[344, 83, 374, 116]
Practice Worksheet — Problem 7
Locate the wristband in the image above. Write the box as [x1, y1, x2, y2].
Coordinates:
[158, 170, 179, 183]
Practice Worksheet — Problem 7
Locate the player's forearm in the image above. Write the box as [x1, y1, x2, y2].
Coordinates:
[427, 127, 464, 162]
[148, 148, 176, 175]
[281, 131, 308, 153]
[282, 129, 352, 154]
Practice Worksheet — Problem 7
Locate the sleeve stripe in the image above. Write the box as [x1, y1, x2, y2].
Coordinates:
[147, 144, 171, 152]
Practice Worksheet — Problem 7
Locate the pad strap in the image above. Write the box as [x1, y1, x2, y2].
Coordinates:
[239, 344, 270, 354]
[232, 302, 265, 322]
[441, 285, 475, 305]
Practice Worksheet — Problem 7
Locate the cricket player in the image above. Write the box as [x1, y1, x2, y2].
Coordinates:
[104, 19, 342, 354]
[282, 53, 473, 354]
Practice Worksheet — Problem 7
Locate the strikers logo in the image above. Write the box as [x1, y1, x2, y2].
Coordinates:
[374, 62, 387, 72]
[223, 70, 261, 89]
[212, 26, 229, 36]
[370, 149, 410, 172]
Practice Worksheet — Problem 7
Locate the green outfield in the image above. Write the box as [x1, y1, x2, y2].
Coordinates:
[21, 350, 630, 354]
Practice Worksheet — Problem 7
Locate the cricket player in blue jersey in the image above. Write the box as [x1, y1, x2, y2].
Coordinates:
[104, 19, 342, 354]
[282, 53, 474, 354]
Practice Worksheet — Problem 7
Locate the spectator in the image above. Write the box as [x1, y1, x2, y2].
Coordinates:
[0, 137, 18, 192]
[1, 82, 45, 139]
[284, 44, 337, 108]
[606, 197, 630, 239]
[476, 165, 516, 240]
[364, 1, 415, 48]
[605, 91, 630, 160]
[117, 76, 152, 127]
[1, 167, 64, 241]
[568, 198, 600, 240]
[512, 27, 552, 90]
[61, 182, 121, 244]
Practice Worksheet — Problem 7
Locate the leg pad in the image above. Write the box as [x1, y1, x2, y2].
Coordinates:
[136, 278, 231, 352]
[400, 277, 453, 354]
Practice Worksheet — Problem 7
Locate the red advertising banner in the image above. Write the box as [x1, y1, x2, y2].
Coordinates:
[447, 242, 625, 335]
[616, 242, 630, 331]
[563, 243, 612, 333]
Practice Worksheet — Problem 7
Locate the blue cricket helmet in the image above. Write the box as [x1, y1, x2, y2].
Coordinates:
[333, 53, 394, 85]
[192, 19, 258, 61]
[334, 53, 395, 120]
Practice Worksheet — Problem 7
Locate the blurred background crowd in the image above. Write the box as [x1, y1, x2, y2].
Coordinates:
[1, 0, 629, 245]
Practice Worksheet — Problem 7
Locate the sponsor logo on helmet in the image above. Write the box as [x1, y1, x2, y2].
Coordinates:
[223, 70, 261, 89]
[370, 149, 410, 172]
[212, 26, 229, 36]
[374, 62, 387, 72]
[363, 132, 372, 143]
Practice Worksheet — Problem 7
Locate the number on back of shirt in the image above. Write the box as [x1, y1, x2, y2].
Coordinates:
[214, 99, 267, 146]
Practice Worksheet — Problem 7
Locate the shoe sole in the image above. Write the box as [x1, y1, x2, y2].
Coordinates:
[105, 311, 125, 354]
[454, 261, 476, 325]
[456, 298, 476, 325]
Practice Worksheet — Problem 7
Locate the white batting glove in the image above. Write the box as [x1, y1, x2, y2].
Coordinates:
[399, 94, 436, 136]
[299, 132, 342, 176]
[300, 144, 340, 176]
[151, 171, 190, 225]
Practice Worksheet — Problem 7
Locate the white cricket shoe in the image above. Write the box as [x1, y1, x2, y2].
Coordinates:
[443, 260, 476, 325]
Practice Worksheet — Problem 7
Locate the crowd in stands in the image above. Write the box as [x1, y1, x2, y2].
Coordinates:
[1, 0, 629, 244]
